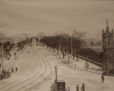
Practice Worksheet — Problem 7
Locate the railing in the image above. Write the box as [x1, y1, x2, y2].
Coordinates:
[78, 55, 103, 66]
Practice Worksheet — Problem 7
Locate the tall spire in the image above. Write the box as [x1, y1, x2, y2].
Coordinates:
[112, 29, 114, 37]
[106, 20, 110, 32]
[106, 20, 108, 26]
[112, 29, 113, 33]
[102, 28, 104, 33]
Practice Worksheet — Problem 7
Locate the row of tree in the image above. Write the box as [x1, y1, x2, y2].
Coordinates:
[40, 31, 104, 64]
[0, 31, 104, 64]
[40, 32, 84, 59]
[0, 36, 39, 60]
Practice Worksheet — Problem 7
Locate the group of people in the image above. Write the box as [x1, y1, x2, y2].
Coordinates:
[76, 83, 85, 91]
[85, 62, 105, 83]
[75, 73, 105, 91]
[12, 67, 18, 72]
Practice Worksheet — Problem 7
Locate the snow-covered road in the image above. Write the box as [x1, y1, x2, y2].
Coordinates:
[0, 46, 114, 91]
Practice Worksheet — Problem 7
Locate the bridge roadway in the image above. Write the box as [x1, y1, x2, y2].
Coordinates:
[0, 46, 113, 91]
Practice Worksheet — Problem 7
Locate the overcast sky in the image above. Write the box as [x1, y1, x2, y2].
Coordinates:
[0, 0, 114, 39]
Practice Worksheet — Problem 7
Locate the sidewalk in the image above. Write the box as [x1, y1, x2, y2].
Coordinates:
[52, 50, 102, 74]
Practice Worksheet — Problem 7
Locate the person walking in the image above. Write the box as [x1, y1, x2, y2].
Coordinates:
[101, 73, 105, 83]
[76, 85, 79, 91]
[75, 64, 76, 68]
[12, 68, 14, 72]
[16, 67, 18, 72]
[81, 83, 85, 91]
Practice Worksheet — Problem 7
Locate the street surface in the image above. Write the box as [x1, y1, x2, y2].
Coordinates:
[0, 46, 114, 91]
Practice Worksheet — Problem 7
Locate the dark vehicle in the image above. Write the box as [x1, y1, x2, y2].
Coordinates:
[57, 80, 66, 91]
[0, 71, 11, 80]
[3, 71, 11, 79]
[51, 65, 69, 91]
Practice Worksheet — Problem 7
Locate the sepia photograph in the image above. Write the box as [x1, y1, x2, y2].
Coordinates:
[0, 0, 114, 91]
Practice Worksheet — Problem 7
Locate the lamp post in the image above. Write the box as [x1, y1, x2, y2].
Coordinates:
[1, 43, 4, 74]
[55, 65, 58, 84]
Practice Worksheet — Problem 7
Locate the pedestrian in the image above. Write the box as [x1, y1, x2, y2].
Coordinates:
[85, 62, 89, 71]
[8, 57, 10, 60]
[77, 54, 79, 61]
[101, 73, 104, 83]
[76, 85, 79, 91]
[15, 56, 17, 60]
[0, 75, 3, 80]
[75, 64, 76, 68]
[12, 68, 14, 72]
[16, 67, 18, 72]
[81, 83, 85, 91]
[14, 52, 16, 56]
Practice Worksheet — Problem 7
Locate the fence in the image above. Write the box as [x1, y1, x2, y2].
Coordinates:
[78, 55, 103, 66]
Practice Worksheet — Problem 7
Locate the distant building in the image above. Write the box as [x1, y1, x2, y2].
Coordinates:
[31, 37, 38, 46]
[102, 21, 114, 72]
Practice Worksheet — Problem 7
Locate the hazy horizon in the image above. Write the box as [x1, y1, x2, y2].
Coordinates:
[0, 0, 114, 39]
